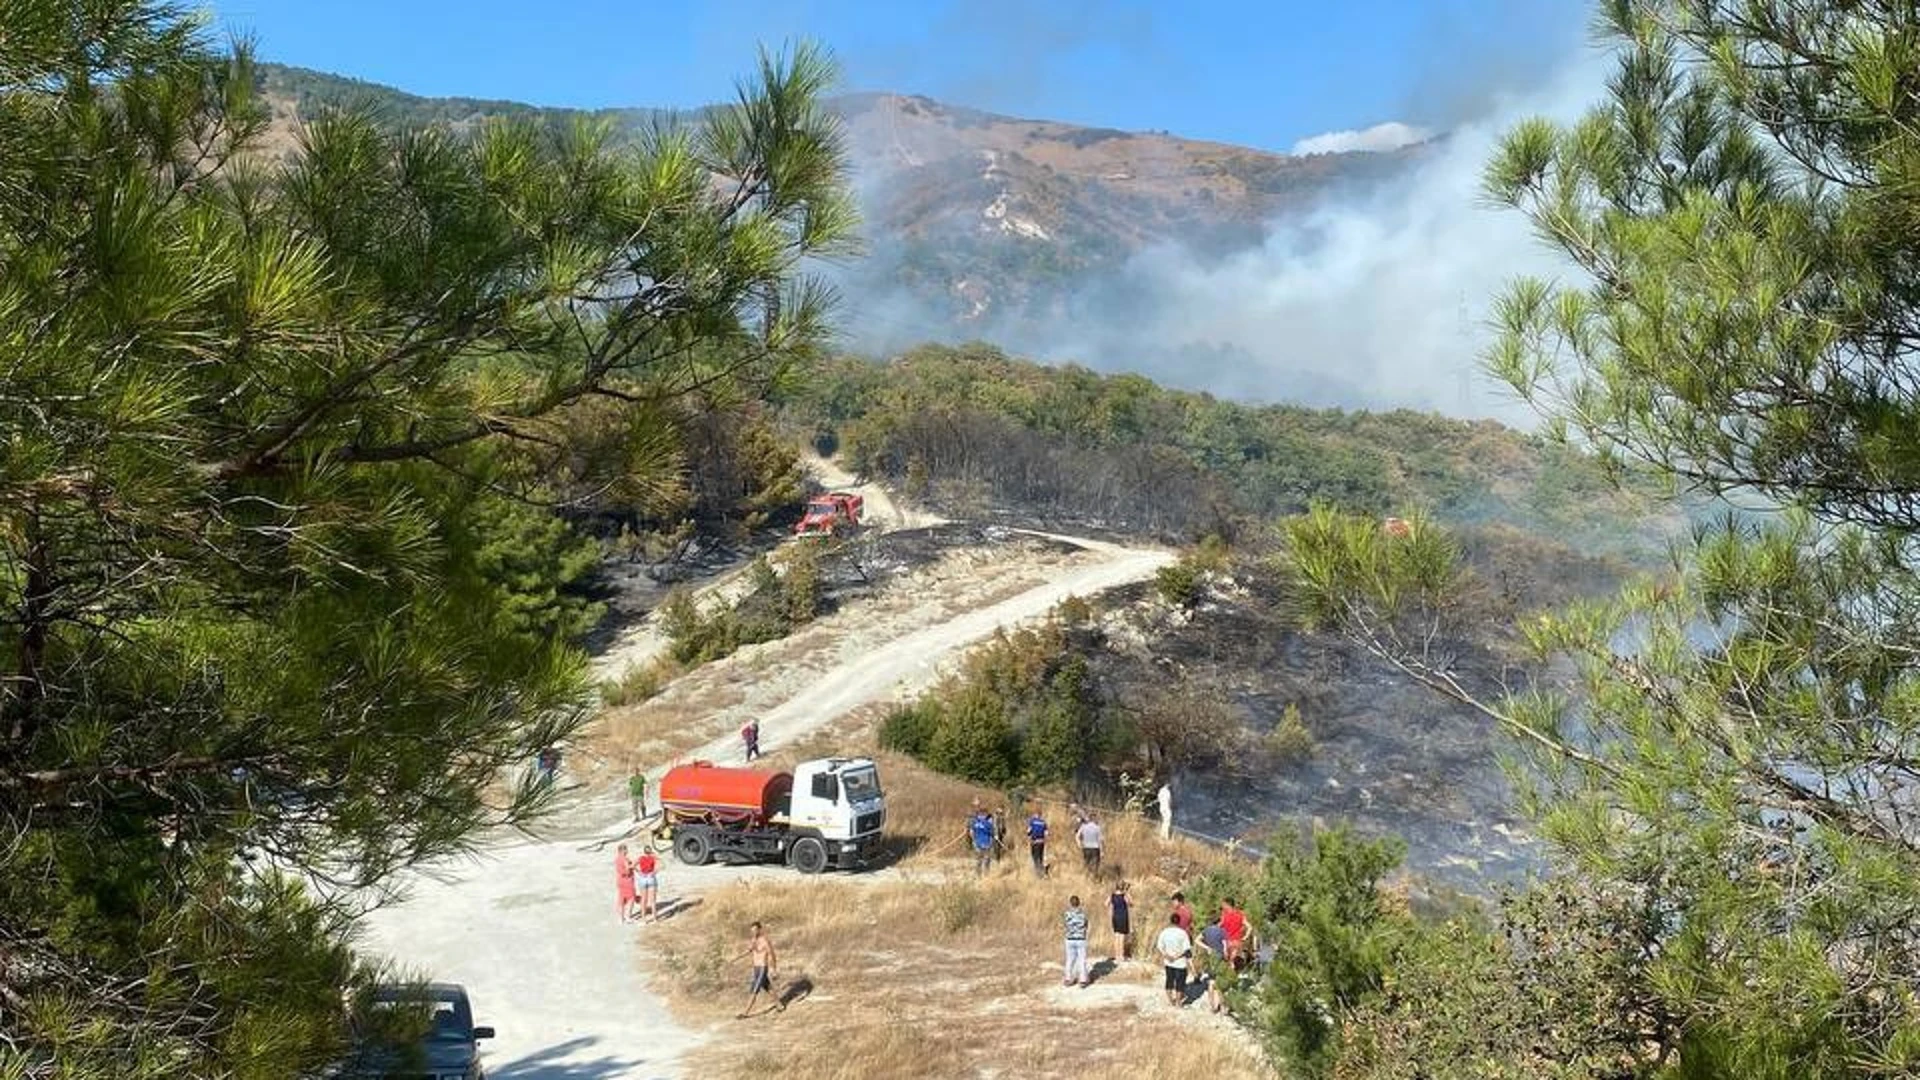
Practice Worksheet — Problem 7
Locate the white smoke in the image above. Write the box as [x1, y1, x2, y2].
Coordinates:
[1019, 52, 1614, 421]
[1290, 121, 1431, 156]
[832, 48, 1615, 422]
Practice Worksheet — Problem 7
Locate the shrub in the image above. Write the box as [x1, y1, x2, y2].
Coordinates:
[1019, 656, 1093, 784]
[935, 883, 983, 933]
[1192, 533, 1233, 572]
[1021, 698, 1083, 786]
[1265, 703, 1314, 764]
[659, 550, 830, 669]
[924, 685, 1018, 787]
[1238, 826, 1411, 1077]
[878, 701, 941, 757]
[1056, 593, 1094, 626]
[777, 543, 823, 625]
[1155, 559, 1204, 607]
[600, 656, 681, 706]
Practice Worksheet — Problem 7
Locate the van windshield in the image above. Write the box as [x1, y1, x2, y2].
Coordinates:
[840, 767, 879, 802]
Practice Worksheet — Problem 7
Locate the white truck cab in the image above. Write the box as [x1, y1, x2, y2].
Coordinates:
[785, 757, 886, 863]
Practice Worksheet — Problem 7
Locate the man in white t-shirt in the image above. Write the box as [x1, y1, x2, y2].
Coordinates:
[1155, 912, 1193, 1006]
[1075, 816, 1104, 874]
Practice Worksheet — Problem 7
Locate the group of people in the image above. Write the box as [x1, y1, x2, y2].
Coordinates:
[965, 796, 1249, 1010]
[1067, 887, 1251, 1011]
[966, 800, 1108, 878]
[613, 842, 662, 923]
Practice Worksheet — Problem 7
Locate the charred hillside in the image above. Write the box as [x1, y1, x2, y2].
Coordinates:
[878, 527, 1627, 890]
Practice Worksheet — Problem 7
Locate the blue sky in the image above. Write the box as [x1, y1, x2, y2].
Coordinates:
[208, 0, 1592, 152]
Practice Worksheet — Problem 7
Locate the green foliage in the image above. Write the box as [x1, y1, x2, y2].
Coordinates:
[1180, 826, 1415, 1078]
[774, 344, 1676, 551]
[1334, 881, 1682, 1080]
[1265, 703, 1314, 764]
[1019, 657, 1093, 785]
[660, 547, 832, 668]
[1249, 828, 1409, 1076]
[0, 7, 855, 1071]
[1286, 4, 1920, 1076]
[257, 62, 664, 143]
[460, 492, 604, 642]
[1155, 559, 1206, 607]
[878, 700, 942, 757]
[778, 543, 824, 626]
[880, 617, 1249, 790]
[1054, 593, 1094, 626]
[879, 623, 1108, 787]
[923, 684, 1019, 787]
[600, 656, 679, 707]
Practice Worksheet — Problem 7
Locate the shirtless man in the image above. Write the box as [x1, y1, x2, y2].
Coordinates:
[738, 921, 782, 1018]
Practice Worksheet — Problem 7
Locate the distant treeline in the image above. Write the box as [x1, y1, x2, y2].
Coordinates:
[257, 62, 670, 135]
[776, 343, 1676, 551]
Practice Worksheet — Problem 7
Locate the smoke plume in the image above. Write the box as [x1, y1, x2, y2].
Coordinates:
[834, 50, 1614, 422]
[1290, 121, 1431, 156]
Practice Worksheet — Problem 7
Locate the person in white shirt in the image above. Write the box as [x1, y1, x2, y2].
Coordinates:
[1075, 816, 1104, 874]
[1155, 913, 1194, 1006]
[1157, 782, 1173, 840]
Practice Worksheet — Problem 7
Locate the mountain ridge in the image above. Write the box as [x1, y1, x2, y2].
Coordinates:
[255, 62, 1424, 341]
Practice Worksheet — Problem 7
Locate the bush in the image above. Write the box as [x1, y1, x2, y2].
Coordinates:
[1155, 559, 1204, 607]
[778, 544, 823, 625]
[659, 550, 831, 669]
[600, 656, 681, 706]
[1265, 703, 1314, 764]
[1056, 593, 1094, 626]
[935, 883, 983, 933]
[924, 685, 1018, 788]
[1018, 655, 1093, 784]
[878, 701, 941, 757]
[1184, 826, 1411, 1078]
[1021, 699, 1083, 786]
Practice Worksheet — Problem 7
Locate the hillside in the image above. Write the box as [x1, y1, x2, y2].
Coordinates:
[255, 63, 1418, 340]
[775, 343, 1681, 558]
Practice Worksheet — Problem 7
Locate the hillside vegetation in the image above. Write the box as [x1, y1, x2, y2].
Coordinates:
[778, 343, 1679, 553]
[257, 62, 669, 139]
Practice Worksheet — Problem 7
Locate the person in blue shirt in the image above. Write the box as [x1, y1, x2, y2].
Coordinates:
[967, 806, 996, 875]
[1027, 810, 1049, 877]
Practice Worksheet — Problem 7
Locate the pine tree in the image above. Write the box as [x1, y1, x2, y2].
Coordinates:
[1288, 2, 1920, 1074]
[0, 2, 855, 1073]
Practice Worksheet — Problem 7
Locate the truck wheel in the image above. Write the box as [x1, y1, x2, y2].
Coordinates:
[674, 830, 711, 867]
[790, 837, 828, 874]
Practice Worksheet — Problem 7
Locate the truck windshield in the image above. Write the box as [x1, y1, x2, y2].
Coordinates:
[840, 767, 879, 801]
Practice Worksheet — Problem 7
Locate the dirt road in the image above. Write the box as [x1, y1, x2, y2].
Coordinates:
[589, 455, 940, 683]
[356, 526, 1172, 1079]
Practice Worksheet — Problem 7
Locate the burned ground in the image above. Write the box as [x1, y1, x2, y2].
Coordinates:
[1072, 534, 1633, 890]
[585, 523, 1083, 656]
[1090, 590, 1537, 888]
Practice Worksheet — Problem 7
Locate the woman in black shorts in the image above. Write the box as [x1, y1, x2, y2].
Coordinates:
[1108, 880, 1132, 962]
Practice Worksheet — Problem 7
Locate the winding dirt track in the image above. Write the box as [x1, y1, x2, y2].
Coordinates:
[357, 515, 1171, 1079]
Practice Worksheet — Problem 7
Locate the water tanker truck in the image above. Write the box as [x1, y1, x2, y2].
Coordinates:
[656, 757, 886, 873]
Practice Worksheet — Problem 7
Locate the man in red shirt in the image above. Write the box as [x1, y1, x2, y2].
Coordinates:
[1170, 891, 1194, 934]
[1219, 898, 1248, 968]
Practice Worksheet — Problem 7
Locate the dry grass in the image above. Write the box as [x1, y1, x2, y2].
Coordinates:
[646, 752, 1273, 1080]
